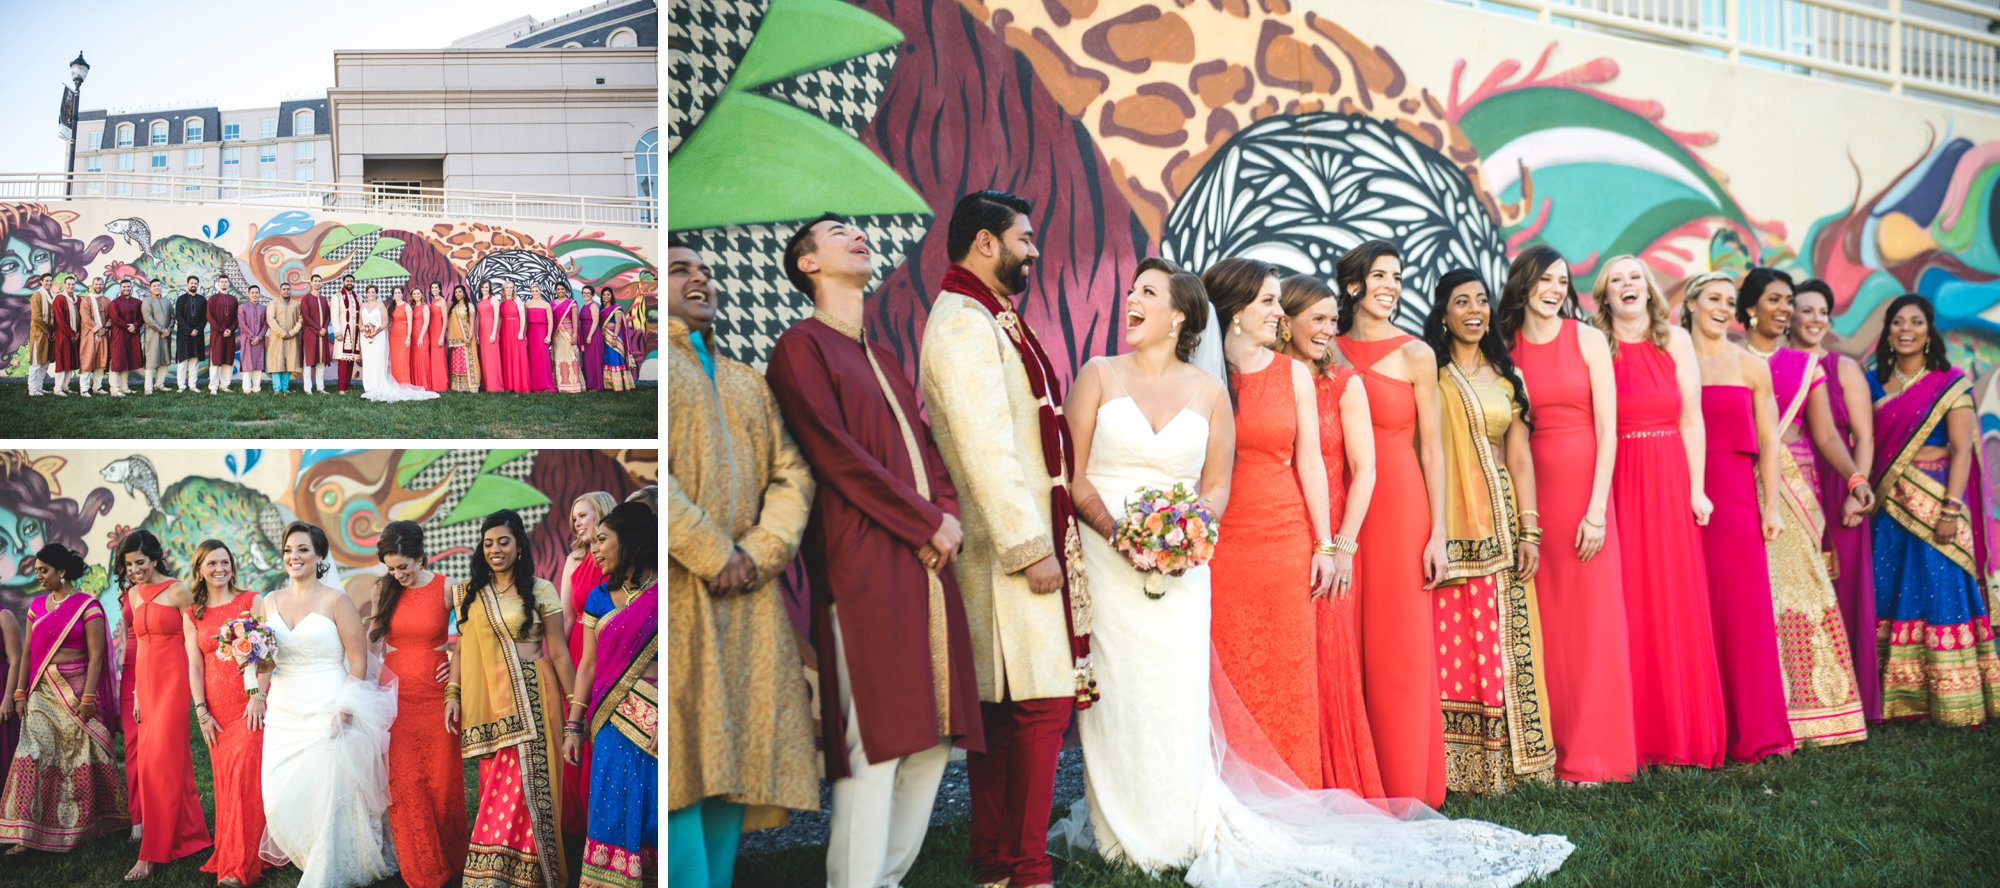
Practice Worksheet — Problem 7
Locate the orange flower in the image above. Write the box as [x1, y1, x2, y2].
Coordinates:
[231, 638, 254, 657]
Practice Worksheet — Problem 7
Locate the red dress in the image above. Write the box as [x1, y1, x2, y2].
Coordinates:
[1611, 340, 1727, 768]
[390, 301, 415, 385]
[564, 555, 607, 831]
[383, 573, 470, 888]
[1210, 356, 1322, 787]
[1510, 319, 1638, 782]
[1336, 335, 1446, 807]
[427, 298, 450, 392]
[480, 297, 506, 393]
[1311, 368, 1384, 796]
[192, 591, 266, 885]
[119, 593, 141, 831]
[130, 581, 213, 863]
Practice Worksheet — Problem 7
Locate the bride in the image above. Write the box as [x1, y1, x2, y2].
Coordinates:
[1051, 257, 1573, 886]
[248, 520, 400, 888]
[359, 284, 439, 402]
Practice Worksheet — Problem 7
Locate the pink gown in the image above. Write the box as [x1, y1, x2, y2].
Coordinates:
[527, 301, 555, 393]
[1611, 340, 1727, 768]
[1815, 352, 1878, 719]
[1698, 384, 1797, 763]
[500, 298, 528, 393]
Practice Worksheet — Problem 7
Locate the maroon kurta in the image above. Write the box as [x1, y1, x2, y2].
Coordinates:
[300, 292, 329, 365]
[206, 292, 239, 366]
[766, 315, 985, 779]
[108, 294, 144, 371]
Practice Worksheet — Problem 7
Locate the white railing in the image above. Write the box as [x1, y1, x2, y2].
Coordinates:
[0, 172, 659, 228]
[1466, 0, 2000, 106]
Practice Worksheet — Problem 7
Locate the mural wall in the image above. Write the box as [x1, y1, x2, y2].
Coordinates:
[0, 200, 660, 379]
[0, 448, 657, 638]
[670, 0, 2000, 552]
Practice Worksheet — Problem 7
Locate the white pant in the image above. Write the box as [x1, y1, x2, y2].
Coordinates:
[27, 362, 48, 394]
[825, 606, 950, 888]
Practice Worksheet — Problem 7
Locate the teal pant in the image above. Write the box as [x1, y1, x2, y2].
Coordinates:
[668, 797, 745, 888]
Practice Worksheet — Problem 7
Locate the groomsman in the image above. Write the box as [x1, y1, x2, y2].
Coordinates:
[107, 279, 142, 397]
[768, 218, 986, 888]
[142, 279, 173, 394]
[920, 191, 1087, 888]
[205, 277, 239, 393]
[26, 276, 54, 395]
[173, 276, 207, 392]
[665, 238, 821, 888]
[300, 274, 330, 393]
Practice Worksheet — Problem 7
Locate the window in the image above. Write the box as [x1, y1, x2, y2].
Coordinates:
[259, 169, 277, 182]
[85, 157, 101, 173]
[87, 129, 101, 150]
[185, 148, 202, 168]
[260, 118, 277, 139]
[185, 183, 202, 195]
[116, 123, 134, 147]
[295, 167, 316, 183]
[86, 182, 102, 196]
[184, 118, 203, 142]
[223, 122, 241, 141]
[150, 152, 167, 169]
[150, 181, 168, 196]
[259, 146, 276, 164]
[223, 147, 241, 176]
[294, 141, 314, 162]
[293, 108, 314, 134]
[114, 181, 131, 196]
[150, 120, 167, 145]
[116, 153, 134, 171]
[634, 128, 658, 222]
[607, 27, 638, 48]
[562, 41, 582, 48]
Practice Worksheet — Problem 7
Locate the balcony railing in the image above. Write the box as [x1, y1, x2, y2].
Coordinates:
[1464, 0, 2000, 106]
[0, 172, 659, 228]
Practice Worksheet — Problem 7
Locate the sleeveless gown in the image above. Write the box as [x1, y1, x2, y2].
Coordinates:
[193, 591, 266, 885]
[480, 298, 506, 393]
[389, 302, 414, 385]
[528, 302, 555, 392]
[1336, 334, 1445, 806]
[1312, 368, 1383, 797]
[1814, 352, 1878, 720]
[501, 299, 529, 393]
[1509, 319, 1637, 782]
[1610, 341, 1726, 768]
[261, 605, 400, 888]
[131, 583, 212, 864]
[1698, 385, 1797, 763]
[382, 575, 470, 888]
[1210, 356, 1321, 788]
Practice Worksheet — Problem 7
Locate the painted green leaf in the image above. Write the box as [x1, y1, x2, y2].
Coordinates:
[396, 449, 451, 486]
[374, 237, 406, 254]
[354, 255, 407, 280]
[440, 473, 551, 526]
[481, 449, 533, 474]
[730, 0, 904, 92]
[318, 223, 383, 255]
[668, 92, 929, 230]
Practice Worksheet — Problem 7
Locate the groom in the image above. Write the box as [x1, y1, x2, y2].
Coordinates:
[920, 190, 1093, 888]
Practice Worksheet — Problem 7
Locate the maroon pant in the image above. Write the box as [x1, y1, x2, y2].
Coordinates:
[966, 696, 1071, 885]
[336, 358, 354, 392]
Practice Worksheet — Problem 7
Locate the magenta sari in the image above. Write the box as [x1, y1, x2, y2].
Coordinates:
[1816, 352, 1879, 719]
[0, 593, 127, 850]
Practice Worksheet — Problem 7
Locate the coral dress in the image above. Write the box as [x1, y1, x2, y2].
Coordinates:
[130, 582, 213, 864]
[192, 591, 266, 885]
[501, 298, 530, 393]
[1611, 340, 1727, 768]
[428, 298, 450, 392]
[390, 301, 415, 385]
[1336, 334, 1445, 806]
[480, 296, 506, 393]
[383, 573, 471, 888]
[1209, 355, 1321, 788]
[1699, 385, 1797, 763]
[1310, 367, 1383, 797]
[1509, 319, 1637, 783]
[527, 301, 555, 393]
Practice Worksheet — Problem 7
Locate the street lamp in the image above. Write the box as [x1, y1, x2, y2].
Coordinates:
[65, 51, 89, 198]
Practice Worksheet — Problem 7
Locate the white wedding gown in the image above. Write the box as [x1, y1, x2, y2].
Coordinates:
[261, 605, 401, 888]
[359, 303, 439, 402]
[1050, 387, 1575, 887]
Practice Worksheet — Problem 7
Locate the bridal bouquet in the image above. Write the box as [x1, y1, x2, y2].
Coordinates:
[213, 616, 279, 695]
[1111, 483, 1219, 599]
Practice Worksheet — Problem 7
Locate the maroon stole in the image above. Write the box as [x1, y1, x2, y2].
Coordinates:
[940, 264, 1098, 708]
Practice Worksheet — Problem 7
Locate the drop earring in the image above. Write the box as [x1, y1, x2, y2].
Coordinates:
[1232, 319, 1242, 336]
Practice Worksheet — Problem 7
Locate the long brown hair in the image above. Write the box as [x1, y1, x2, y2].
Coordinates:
[1589, 254, 1671, 358]
[372, 520, 427, 643]
[1200, 257, 1277, 411]
[1277, 273, 1339, 375]
[1496, 244, 1580, 349]
[186, 539, 236, 621]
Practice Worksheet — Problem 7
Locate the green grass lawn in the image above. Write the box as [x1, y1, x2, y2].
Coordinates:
[737, 720, 2000, 887]
[0, 381, 656, 438]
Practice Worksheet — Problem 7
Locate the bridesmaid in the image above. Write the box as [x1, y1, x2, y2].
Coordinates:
[390, 285, 416, 386]
[479, 282, 506, 393]
[1333, 240, 1448, 807]
[581, 286, 606, 390]
[527, 284, 556, 393]
[1498, 244, 1638, 784]
[410, 286, 432, 391]
[365, 522, 469, 888]
[448, 285, 482, 392]
[1276, 273, 1382, 797]
[180, 540, 265, 888]
[115, 530, 212, 879]
[1682, 271, 1796, 763]
[602, 296, 637, 392]
[1789, 279, 1881, 719]
[1737, 268, 1870, 747]
[560, 491, 620, 829]
[565, 503, 659, 888]
[0, 606, 17, 771]
[1423, 268, 1558, 793]
[80, 278, 109, 397]
[239, 286, 268, 394]
[1202, 256, 1338, 788]
[501, 282, 530, 393]
[554, 286, 586, 393]
[1592, 256, 1727, 769]
[427, 282, 450, 393]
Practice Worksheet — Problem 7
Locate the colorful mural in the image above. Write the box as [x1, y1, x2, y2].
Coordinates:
[0, 449, 656, 639]
[0, 201, 659, 380]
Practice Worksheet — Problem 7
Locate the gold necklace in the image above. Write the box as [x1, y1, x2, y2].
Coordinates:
[1744, 340, 1778, 360]
[1451, 353, 1485, 378]
[1892, 364, 1928, 390]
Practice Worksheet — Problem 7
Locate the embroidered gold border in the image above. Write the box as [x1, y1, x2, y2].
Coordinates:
[1875, 377, 1980, 577]
[1439, 365, 1517, 582]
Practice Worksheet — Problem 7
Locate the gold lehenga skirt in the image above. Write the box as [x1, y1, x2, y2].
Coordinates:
[1761, 444, 1868, 747]
[0, 662, 129, 850]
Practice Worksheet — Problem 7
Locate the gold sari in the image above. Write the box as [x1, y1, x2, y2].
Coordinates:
[456, 579, 567, 888]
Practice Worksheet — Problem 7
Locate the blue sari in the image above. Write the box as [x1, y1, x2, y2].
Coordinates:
[581, 583, 658, 888]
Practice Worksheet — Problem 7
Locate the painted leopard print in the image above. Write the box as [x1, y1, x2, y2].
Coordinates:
[426, 221, 552, 269]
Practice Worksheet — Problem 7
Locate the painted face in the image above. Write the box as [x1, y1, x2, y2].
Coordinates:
[0, 505, 47, 589]
[591, 522, 621, 574]
[1355, 254, 1403, 322]
[0, 234, 55, 298]
[805, 219, 875, 285]
[1528, 260, 1570, 320]
[990, 214, 1040, 297]
[1688, 281, 1737, 339]
[667, 245, 717, 331]
[283, 531, 318, 580]
[122, 550, 155, 586]
[1236, 274, 1284, 347]
[1122, 268, 1182, 350]
[1445, 280, 1491, 346]
[382, 552, 422, 587]
[1889, 304, 1930, 358]
[201, 546, 235, 592]
[1750, 278, 1793, 337]
[482, 525, 519, 575]
[570, 499, 601, 542]
[1603, 258, 1649, 323]
[1288, 295, 1338, 363]
[1791, 289, 1831, 348]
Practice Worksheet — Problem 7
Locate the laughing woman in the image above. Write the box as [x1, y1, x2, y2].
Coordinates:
[0, 545, 126, 854]
[449, 285, 483, 393]
[565, 503, 659, 888]
[447, 509, 577, 888]
[181, 540, 265, 888]
[602, 293, 637, 392]
[117, 530, 213, 879]
[1868, 294, 2000, 726]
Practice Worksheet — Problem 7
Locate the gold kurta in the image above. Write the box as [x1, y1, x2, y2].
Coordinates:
[666, 317, 820, 818]
[28, 286, 53, 364]
[265, 298, 301, 373]
[919, 290, 1076, 702]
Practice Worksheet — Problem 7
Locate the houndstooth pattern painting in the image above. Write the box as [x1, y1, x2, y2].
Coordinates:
[669, 0, 764, 153]
[757, 48, 899, 140]
[316, 230, 412, 300]
[1162, 113, 1510, 335]
[404, 449, 548, 582]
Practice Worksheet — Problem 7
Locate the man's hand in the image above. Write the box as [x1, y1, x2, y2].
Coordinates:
[1023, 556, 1063, 594]
[711, 547, 757, 596]
[925, 515, 963, 570]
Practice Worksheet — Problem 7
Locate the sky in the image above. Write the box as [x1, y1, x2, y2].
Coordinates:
[0, 0, 593, 174]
